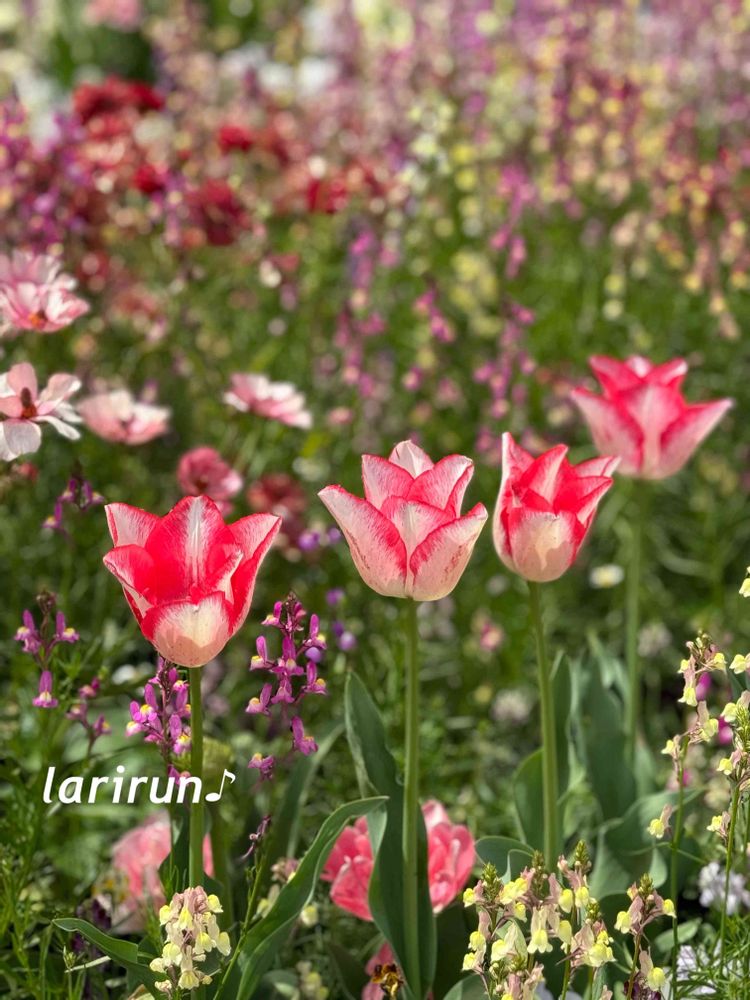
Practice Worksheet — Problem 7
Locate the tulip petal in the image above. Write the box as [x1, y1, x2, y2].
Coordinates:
[380, 497, 452, 556]
[102, 544, 157, 612]
[105, 502, 159, 547]
[517, 444, 569, 503]
[499, 432, 533, 502]
[0, 419, 42, 460]
[407, 454, 473, 513]
[229, 513, 282, 622]
[503, 507, 581, 583]
[388, 440, 434, 477]
[658, 399, 733, 480]
[556, 477, 614, 530]
[409, 503, 487, 601]
[575, 456, 620, 478]
[318, 486, 408, 597]
[141, 592, 233, 667]
[144, 495, 235, 593]
[571, 389, 643, 475]
[361, 454, 412, 509]
[590, 355, 646, 394]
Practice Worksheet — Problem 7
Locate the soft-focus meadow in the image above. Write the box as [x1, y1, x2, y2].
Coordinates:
[2, 1, 750, 998]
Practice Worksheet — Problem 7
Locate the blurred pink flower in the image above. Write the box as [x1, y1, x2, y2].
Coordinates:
[78, 389, 170, 444]
[224, 373, 312, 429]
[110, 812, 212, 932]
[177, 446, 243, 513]
[0, 362, 81, 461]
[363, 943, 397, 1000]
[321, 799, 474, 921]
[0, 251, 89, 334]
[84, 0, 143, 31]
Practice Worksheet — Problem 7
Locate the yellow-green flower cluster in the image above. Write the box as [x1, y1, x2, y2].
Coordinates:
[149, 886, 231, 995]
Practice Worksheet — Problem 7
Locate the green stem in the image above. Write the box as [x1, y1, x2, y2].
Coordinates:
[189, 670, 205, 888]
[625, 932, 642, 1000]
[719, 785, 741, 972]
[670, 747, 687, 998]
[626, 490, 643, 765]
[528, 582, 559, 866]
[402, 599, 421, 996]
[209, 804, 234, 928]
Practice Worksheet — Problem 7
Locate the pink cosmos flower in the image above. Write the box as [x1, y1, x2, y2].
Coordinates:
[321, 799, 475, 921]
[84, 0, 143, 31]
[0, 251, 89, 334]
[0, 362, 81, 461]
[318, 441, 487, 601]
[110, 812, 212, 933]
[103, 495, 281, 667]
[224, 373, 312, 429]
[571, 356, 732, 480]
[493, 432, 617, 583]
[78, 389, 170, 445]
[177, 447, 242, 514]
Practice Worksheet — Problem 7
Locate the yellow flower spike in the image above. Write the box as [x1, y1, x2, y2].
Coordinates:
[574, 886, 590, 908]
[615, 910, 631, 932]
[717, 758, 733, 776]
[647, 966, 667, 990]
[178, 970, 200, 990]
[217, 932, 231, 956]
[708, 815, 724, 834]
[463, 887, 476, 906]
[559, 888, 574, 913]
[723, 701, 738, 723]
[559, 920, 573, 946]
[468, 930, 485, 951]
[730, 654, 750, 674]
[177, 906, 193, 931]
[663, 899, 676, 918]
[158, 904, 172, 925]
[648, 817, 666, 839]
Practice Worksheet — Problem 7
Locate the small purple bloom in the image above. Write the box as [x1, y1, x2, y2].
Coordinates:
[33, 670, 58, 708]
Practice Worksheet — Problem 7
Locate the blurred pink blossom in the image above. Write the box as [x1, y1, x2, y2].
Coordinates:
[78, 389, 170, 444]
[83, 0, 143, 31]
[224, 373, 312, 429]
[0, 251, 89, 334]
[0, 362, 81, 461]
[177, 446, 242, 513]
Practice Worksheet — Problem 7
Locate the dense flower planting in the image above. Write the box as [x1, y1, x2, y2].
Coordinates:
[2, 1, 750, 999]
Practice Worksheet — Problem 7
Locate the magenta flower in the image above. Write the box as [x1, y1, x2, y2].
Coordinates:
[224, 373, 312, 429]
[78, 389, 170, 445]
[0, 362, 81, 461]
[571, 356, 733, 480]
[177, 446, 242, 514]
[319, 440, 487, 601]
[32, 670, 59, 708]
[0, 251, 89, 334]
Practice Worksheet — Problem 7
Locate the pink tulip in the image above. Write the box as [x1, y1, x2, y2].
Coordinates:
[103, 495, 280, 667]
[493, 432, 617, 583]
[78, 389, 170, 445]
[0, 362, 81, 461]
[321, 799, 475, 920]
[109, 812, 212, 932]
[571, 355, 732, 480]
[224, 373, 312, 429]
[177, 446, 243, 514]
[0, 251, 89, 334]
[362, 943, 397, 1000]
[318, 441, 487, 601]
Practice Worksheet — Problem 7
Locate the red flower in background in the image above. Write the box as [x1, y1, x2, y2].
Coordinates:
[73, 76, 164, 125]
[571, 356, 732, 480]
[103, 496, 280, 666]
[187, 180, 250, 247]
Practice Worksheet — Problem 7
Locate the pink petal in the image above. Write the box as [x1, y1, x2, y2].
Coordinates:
[498, 432, 533, 504]
[516, 444, 569, 503]
[589, 355, 645, 395]
[141, 592, 233, 667]
[330, 856, 374, 922]
[422, 799, 451, 832]
[39, 373, 80, 406]
[102, 544, 156, 618]
[407, 455, 474, 513]
[380, 497, 453, 556]
[574, 456, 620, 478]
[361, 454, 413, 509]
[649, 358, 688, 389]
[318, 486, 408, 597]
[571, 389, 643, 476]
[388, 440, 434, 477]
[229, 513, 282, 622]
[555, 477, 614, 530]
[144, 495, 235, 592]
[657, 399, 733, 480]
[105, 502, 159, 547]
[0, 419, 42, 460]
[6, 362, 38, 399]
[503, 507, 582, 582]
[409, 503, 487, 601]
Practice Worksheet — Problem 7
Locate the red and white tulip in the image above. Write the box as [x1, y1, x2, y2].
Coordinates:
[493, 432, 617, 583]
[571, 355, 732, 480]
[319, 440, 487, 601]
[103, 495, 280, 667]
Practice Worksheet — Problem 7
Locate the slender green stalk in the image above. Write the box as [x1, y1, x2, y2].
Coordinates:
[402, 599, 421, 995]
[209, 804, 234, 927]
[625, 932, 643, 1000]
[625, 490, 643, 765]
[528, 582, 559, 866]
[189, 670, 205, 888]
[670, 746, 687, 999]
[719, 784, 741, 971]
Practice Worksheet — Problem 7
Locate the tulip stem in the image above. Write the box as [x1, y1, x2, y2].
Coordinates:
[528, 582, 559, 866]
[189, 669, 205, 888]
[403, 598, 421, 996]
[626, 488, 644, 765]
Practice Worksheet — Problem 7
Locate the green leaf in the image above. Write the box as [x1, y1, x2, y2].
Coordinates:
[327, 943, 369, 1000]
[345, 671, 437, 999]
[441, 975, 487, 1000]
[552, 653, 572, 795]
[224, 796, 386, 1000]
[512, 750, 544, 850]
[53, 918, 161, 992]
[475, 836, 534, 880]
[433, 904, 475, 1000]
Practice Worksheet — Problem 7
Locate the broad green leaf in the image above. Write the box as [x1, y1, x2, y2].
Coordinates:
[433, 904, 475, 999]
[441, 975, 487, 1000]
[475, 836, 534, 880]
[512, 749, 544, 851]
[327, 943, 369, 1000]
[345, 671, 437, 999]
[223, 796, 385, 1000]
[54, 918, 161, 992]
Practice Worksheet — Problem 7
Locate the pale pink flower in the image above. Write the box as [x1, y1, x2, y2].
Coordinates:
[0, 362, 81, 461]
[321, 799, 475, 921]
[224, 373, 312, 429]
[177, 447, 242, 514]
[84, 0, 143, 31]
[0, 251, 89, 334]
[78, 389, 170, 445]
[110, 812, 212, 933]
